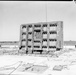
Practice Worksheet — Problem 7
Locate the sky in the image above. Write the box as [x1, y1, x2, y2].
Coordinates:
[0, 1, 76, 41]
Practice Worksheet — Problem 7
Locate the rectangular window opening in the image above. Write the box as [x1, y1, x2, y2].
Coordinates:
[49, 46, 56, 48]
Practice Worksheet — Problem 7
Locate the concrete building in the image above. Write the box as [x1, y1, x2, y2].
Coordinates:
[19, 21, 63, 54]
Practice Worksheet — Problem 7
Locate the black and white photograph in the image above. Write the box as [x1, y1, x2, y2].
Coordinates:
[0, 0, 76, 75]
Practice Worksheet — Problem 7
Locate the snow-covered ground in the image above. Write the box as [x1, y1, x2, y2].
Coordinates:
[0, 49, 76, 75]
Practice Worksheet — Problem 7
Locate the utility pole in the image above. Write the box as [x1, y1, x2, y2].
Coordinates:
[45, 2, 47, 22]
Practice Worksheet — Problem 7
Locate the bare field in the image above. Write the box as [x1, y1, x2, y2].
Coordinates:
[0, 49, 76, 75]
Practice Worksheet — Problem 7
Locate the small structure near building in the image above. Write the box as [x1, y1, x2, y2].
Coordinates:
[64, 41, 76, 49]
[0, 41, 19, 55]
[53, 65, 67, 71]
[53, 65, 63, 71]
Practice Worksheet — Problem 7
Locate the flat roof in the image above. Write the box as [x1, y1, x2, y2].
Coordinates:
[64, 41, 76, 46]
[21, 21, 63, 26]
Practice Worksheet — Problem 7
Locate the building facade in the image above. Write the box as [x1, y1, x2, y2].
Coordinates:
[19, 21, 63, 54]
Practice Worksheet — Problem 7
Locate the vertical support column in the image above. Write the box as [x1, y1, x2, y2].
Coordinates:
[47, 23, 49, 53]
[32, 24, 34, 54]
[19, 25, 22, 49]
[41, 23, 43, 51]
[26, 25, 28, 54]
[56, 21, 63, 51]
[18, 25, 22, 54]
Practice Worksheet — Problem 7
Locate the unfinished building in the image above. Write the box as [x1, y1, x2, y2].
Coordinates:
[19, 21, 63, 54]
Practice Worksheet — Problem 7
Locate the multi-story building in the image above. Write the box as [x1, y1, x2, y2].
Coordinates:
[19, 21, 63, 54]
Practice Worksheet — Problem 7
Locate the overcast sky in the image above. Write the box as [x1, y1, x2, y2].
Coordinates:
[0, 1, 76, 41]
